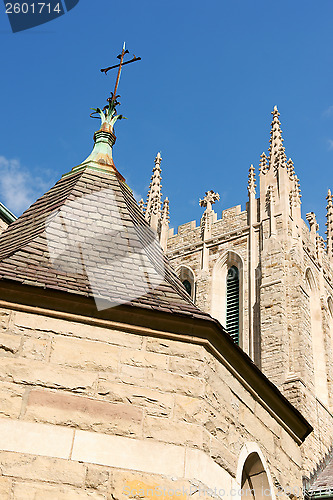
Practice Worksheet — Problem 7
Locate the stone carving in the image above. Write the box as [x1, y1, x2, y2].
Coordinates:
[248, 164, 256, 195]
[199, 190, 220, 212]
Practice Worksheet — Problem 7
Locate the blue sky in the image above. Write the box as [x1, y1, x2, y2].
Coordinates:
[0, 0, 332, 236]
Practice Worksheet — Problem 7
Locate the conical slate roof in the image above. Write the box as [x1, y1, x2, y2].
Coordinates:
[0, 125, 209, 318]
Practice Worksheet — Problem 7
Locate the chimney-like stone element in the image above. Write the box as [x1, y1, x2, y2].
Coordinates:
[326, 189, 333, 262]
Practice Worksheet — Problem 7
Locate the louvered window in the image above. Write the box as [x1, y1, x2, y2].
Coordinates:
[183, 279, 192, 297]
[226, 266, 239, 344]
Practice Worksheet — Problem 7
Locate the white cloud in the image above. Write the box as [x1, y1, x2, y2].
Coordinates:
[0, 156, 53, 216]
[328, 140, 333, 151]
[323, 105, 333, 118]
[132, 190, 143, 202]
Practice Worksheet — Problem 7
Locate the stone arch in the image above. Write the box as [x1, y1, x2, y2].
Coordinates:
[236, 443, 276, 500]
[328, 296, 333, 318]
[176, 265, 196, 300]
[211, 250, 244, 346]
[305, 267, 318, 293]
[305, 267, 328, 405]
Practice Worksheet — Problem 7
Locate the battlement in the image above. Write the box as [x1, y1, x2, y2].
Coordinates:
[166, 203, 250, 260]
[174, 220, 197, 235]
[169, 204, 248, 239]
[221, 204, 242, 219]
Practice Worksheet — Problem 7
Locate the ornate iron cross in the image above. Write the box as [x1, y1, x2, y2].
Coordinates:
[100, 43, 141, 103]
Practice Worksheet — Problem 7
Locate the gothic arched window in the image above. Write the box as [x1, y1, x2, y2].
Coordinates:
[211, 251, 244, 350]
[182, 279, 192, 297]
[241, 452, 272, 500]
[226, 265, 240, 344]
[177, 266, 196, 301]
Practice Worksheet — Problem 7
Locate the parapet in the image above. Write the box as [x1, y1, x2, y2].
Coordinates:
[221, 205, 242, 219]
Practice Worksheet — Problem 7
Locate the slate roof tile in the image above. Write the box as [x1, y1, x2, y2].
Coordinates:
[308, 454, 333, 497]
[0, 166, 212, 321]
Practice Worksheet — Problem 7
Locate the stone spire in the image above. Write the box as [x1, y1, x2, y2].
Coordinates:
[259, 107, 303, 242]
[268, 106, 286, 171]
[138, 198, 145, 214]
[259, 152, 268, 174]
[306, 212, 319, 247]
[150, 195, 161, 232]
[294, 175, 302, 205]
[326, 189, 333, 261]
[160, 197, 170, 252]
[161, 197, 169, 224]
[287, 158, 295, 180]
[199, 190, 220, 271]
[143, 152, 171, 251]
[248, 164, 256, 195]
[145, 152, 162, 230]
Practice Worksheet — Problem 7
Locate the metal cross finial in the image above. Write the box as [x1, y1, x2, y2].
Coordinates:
[90, 43, 141, 126]
[100, 42, 141, 104]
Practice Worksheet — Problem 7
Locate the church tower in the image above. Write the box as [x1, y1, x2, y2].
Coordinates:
[161, 106, 333, 474]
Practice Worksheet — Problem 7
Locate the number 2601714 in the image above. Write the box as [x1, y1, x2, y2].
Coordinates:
[5, 3, 62, 14]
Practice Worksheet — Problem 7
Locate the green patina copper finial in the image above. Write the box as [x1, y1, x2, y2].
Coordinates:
[67, 43, 141, 180]
[90, 42, 141, 132]
[91, 94, 126, 132]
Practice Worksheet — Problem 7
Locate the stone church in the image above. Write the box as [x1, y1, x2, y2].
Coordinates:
[0, 101, 331, 499]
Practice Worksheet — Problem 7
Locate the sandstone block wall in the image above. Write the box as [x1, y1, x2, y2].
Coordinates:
[0, 307, 304, 499]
